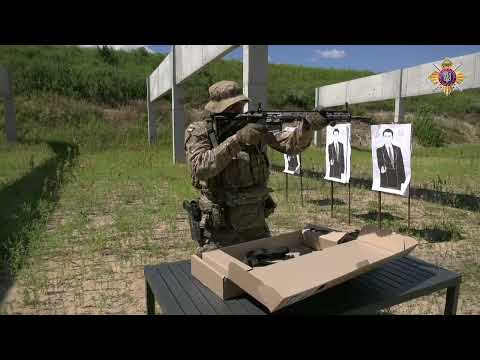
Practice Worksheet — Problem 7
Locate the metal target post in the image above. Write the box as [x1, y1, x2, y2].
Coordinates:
[378, 191, 382, 229]
[348, 182, 351, 225]
[299, 154, 304, 207]
[408, 183, 411, 229]
[330, 181, 334, 218]
[408, 123, 413, 231]
[345, 102, 350, 224]
[285, 172, 288, 202]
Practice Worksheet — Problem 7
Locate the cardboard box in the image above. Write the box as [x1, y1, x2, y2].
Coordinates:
[191, 253, 245, 299]
[191, 225, 418, 312]
[190, 225, 345, 300]
[302, 224, 350, 249]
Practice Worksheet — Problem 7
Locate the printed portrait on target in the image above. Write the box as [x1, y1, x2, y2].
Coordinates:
[283, 154, 301, 175]
[371, 124, 412, 197]
[324, 123, 351, 184]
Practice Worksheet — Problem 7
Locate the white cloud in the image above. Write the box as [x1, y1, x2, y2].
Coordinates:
[312, 48, 346, 61]
[74, 45, 154, 53]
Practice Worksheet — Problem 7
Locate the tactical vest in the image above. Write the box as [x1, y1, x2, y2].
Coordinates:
[189, 120, 274, 235]
[193, 141, 271, 205]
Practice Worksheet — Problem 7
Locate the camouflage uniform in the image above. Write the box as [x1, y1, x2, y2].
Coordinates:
[185, 81, 324, 256]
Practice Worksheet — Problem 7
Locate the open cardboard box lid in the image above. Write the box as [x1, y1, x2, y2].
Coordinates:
[202, 225, 418, 312]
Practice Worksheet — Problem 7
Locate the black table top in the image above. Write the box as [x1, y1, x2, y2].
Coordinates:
[144, 256, 461, 315]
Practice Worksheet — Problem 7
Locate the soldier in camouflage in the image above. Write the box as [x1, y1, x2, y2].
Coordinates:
[185, 80, 328, 256]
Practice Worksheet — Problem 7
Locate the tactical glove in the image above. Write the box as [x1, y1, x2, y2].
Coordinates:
[303, 111, 329, 131]
[236, 123, 268, 146]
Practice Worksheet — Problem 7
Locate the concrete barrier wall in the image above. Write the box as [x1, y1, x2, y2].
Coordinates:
[316, 52, 480, 107]
[243, 45, 268, 111]
[317, 70, 401, 107]
[402, 52, 480, 97]
[175, 45, 237, 84]
[146, 45, 266, 164]
[148, 45, 237, 103]
[149, 53, 172, 102]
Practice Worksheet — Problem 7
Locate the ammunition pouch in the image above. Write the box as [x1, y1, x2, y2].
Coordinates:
[199, 198, 226, 229]
[198, 187, 273, 234]
[226, 203, 266, 232]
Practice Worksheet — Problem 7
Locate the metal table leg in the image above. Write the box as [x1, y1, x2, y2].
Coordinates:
[146, 280, 156, 315]
[444, 283, 460, 315]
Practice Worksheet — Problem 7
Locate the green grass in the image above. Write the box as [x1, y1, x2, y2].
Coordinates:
[0, 97, 199, 313]
[0, 94, 196, 275]
[0, 142, 53, 185]
[0, 139, 73, 273]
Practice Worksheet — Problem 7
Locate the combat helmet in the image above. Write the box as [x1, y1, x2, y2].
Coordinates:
[204, 80, 250, 113]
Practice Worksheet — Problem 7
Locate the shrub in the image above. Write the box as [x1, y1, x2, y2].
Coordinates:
[467, 101, 480, 114]
[281, 89, 311, 108]
[97, 46, 118, 66]
[413, 104, 445, 147]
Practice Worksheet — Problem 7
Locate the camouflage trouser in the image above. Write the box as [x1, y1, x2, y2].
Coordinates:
[196, 223, 271, 257]
[194, 197, 276, 257]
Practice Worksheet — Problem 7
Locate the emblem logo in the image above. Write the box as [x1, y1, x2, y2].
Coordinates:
[428, 58, 465, 96]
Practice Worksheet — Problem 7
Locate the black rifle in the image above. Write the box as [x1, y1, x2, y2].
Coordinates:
[243, 247, 292, 267]
[183, 200, 204, 246]
[208, 103, 368, 145]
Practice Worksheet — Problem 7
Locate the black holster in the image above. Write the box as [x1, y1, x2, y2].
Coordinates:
[183, 200, 204, 247]
[264, 195, 277, 218]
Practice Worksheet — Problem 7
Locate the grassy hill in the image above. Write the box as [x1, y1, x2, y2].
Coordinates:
[1, 45, 480, 114]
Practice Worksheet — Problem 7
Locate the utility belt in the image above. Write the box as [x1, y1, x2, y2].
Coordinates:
[183, 193, 277, 247]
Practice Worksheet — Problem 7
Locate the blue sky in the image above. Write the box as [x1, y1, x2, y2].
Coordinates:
[149, 45, 480, 73]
